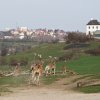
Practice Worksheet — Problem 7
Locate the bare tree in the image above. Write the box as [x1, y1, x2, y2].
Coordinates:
[65, 32, 90, 44]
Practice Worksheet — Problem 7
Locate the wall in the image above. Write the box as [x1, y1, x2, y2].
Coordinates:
[86, 25, 100, 35]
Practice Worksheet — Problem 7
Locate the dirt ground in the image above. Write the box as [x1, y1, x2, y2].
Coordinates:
[0, 87, 100, 100]
[0, 76, 100, 100]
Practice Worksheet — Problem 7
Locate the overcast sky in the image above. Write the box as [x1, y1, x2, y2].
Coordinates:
[0, 0, 100, 32]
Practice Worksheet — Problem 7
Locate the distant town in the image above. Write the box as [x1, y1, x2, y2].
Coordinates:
[0, 27, 68, 43]
[0, 19, 100, 43]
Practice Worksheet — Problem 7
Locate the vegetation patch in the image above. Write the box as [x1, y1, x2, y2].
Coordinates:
[67, 56, 100, 75]
[0, 87, 12, 93]
[0, 41, 100, 93]
[85, 47, 100, 56]
[64, 43, 90, 50]
[72, 75, 93, 82]
[76, 85, 100, 93]
[0, 75, 30, 87]
[58, 52, 74, 61]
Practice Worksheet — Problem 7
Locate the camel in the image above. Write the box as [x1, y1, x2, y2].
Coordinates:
[38, 63, 43, 76]
[45, 63, 56, 76]
[30, 63, 43, 85]
[62, 65, 67, 74]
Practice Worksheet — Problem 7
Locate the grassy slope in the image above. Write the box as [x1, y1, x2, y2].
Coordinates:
[4, 43, 66, 65]
[67, 56, 100, 74]
[0, 41, 100, 93]
[76, 85, 100, 93]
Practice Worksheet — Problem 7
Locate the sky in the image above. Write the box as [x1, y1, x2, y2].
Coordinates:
[0, 0, 100, 32]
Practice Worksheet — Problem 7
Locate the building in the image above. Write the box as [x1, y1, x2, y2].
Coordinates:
[94, 30, 100, 39]
[0, 31, 13, 39]
[0, 31, 4, 39]
[86, 19, 100, 35]
[19, 27, 28, 32]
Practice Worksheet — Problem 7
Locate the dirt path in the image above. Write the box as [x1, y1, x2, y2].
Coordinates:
[0, 87, 100, 100]
[0, 75, 100, 100]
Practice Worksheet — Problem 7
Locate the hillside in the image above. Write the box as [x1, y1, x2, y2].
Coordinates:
[0, 41, 100, 94]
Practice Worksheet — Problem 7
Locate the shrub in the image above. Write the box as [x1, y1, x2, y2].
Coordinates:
[9, 58, 18, 66]
[0, 48, 8, 56]
[65, 32, 90, 44]
[85, 47, 100, 56]
[19, 57, 28, 66]
[58, 53, 74, 61]
[0, 57, 7, 65]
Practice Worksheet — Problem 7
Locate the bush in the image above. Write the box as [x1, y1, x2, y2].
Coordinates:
[9, 58, 18, 66]
[19, 57, 28, 66]
[85, 47, 100, 56]
[58, 53, 74, 61]
[65, 32, 90, 44]
[0, 48, 8, 56]
[0, 57, 7, 65]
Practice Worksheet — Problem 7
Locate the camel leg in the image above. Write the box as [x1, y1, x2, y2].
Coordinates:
[36, 75, 40, 86]
[45, 70, 49, 77]
[31, 73, 36, 84]
[50, 69, 52, 75]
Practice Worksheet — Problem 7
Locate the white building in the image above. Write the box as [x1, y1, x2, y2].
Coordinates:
[19, 32, 25, 39]
[86, 19, 100, 35]
[19, 27, 28, 32]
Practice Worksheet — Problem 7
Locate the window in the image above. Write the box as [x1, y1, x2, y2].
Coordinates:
[92, 26, 94, 29]
[96, 26, 98, 29]
[88, 26, 90, 29]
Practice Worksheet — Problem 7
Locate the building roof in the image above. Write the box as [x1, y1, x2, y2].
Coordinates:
[87, 19, 100, 25]
[0, 31, 12, 36]
[0, 31, 5, 38]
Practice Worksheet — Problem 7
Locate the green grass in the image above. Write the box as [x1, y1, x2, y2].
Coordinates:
[0, 75, 30, 87]
[3, 43, 66, 64]
[67, 56, 100, 75]
[0, 65, 12, 71]
[0, 41, 100, 93]
[89, 41, 100, 49]
[76, 85, 100, 93]
[0, 87, 12, 93]
[89, 74, 100, 79]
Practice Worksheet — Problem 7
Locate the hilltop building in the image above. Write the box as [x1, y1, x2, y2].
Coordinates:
[86, 19, 100, 35]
